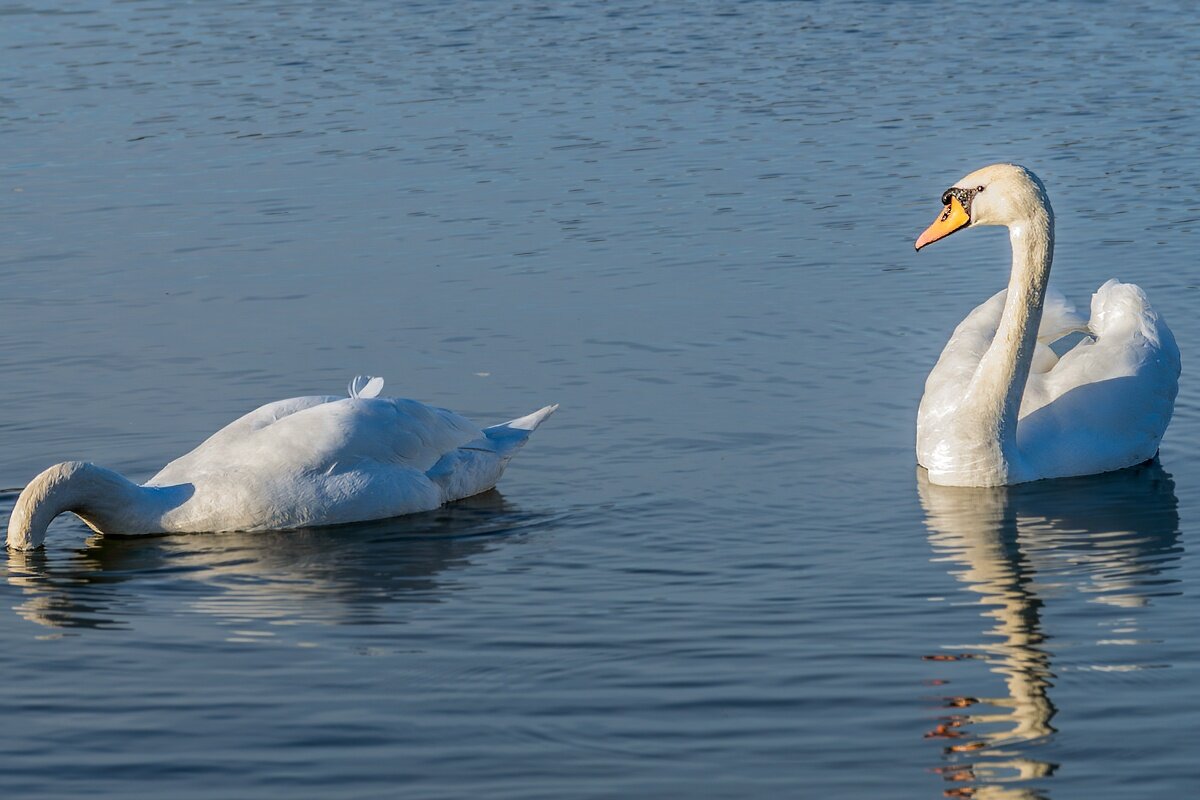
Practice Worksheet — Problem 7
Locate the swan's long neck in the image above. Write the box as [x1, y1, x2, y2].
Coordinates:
[966, 204, 1054, 481]
[7, 462, 184, 550]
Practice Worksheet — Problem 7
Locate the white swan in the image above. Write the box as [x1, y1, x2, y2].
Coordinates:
[7, 376, 557, 550]
[914, 164, 1179, 487]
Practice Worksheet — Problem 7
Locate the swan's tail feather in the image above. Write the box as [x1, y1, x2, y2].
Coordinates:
[491, 404, 559, 433]
[427, 405, 558, 502]
[481, 404, 558, 457]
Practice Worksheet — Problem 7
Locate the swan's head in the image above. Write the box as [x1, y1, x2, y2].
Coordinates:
[915, 163, 1051, 251]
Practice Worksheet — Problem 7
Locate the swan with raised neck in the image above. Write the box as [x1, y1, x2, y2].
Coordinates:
[914, 163, 1179, 487]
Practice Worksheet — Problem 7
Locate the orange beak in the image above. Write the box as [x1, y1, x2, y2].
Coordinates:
[915, 195, 970, 251]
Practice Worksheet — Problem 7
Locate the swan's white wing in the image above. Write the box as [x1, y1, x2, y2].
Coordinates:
[919, 288, 1084, 465]
[1037, 289, 1088, 340]
[1030, 290, 1088, 374]
[149, 395, 342, 478]
[918, 289, 1009, 467]
[145, 393, 488, 530]
[1018, 280, 1180, 479]
[922, 288, 1083, 405]
[150, 395, 483, 486]
[299, 397, 484, 471]
[921, 289, 1007, 415]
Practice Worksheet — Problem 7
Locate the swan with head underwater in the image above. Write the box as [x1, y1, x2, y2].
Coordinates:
[914, 163, 1179, 487]
[7, 376, 557, 550]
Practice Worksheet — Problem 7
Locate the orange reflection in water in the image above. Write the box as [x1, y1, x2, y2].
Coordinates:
[917, 462, 1180, 799]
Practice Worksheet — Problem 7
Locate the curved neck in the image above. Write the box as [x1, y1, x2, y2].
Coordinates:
[967, 207, 1055, 479]
[7, 462, 183, 550]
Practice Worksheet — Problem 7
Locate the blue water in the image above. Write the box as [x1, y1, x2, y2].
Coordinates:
[2, 1, 1198, 797]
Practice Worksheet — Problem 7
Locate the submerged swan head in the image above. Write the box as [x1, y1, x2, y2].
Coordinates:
[915, 163, 1053, 250]
[7, 462, 191, 550]
[8, 462, 108, 550]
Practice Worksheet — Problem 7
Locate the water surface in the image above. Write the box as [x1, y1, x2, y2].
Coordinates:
[2, 1, 1198, 797]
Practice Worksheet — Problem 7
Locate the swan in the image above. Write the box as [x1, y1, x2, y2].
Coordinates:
[914, 163, 1179, 487]
[7, 376, 557, 550]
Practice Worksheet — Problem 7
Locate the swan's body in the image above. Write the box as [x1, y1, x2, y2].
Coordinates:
[7, 377, 557, 549]
[915, 164, 1179, 487]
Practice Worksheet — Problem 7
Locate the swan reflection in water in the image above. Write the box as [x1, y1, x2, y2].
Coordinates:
[3, 490, 553, 631]
[917, 461, 1181, 799]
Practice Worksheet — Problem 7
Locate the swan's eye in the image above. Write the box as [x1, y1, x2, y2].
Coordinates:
[976, 185, 985, 192]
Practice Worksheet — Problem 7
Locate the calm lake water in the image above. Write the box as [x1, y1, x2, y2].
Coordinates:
[3, 1, 1199, 797]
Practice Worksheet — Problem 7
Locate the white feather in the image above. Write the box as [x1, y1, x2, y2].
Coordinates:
[348, 375, 385, 399]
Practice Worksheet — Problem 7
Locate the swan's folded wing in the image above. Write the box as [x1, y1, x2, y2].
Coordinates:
[149, 396, 483, 485]
[1038, 289, 1088, 343]
[1029, 289, 1090, 374]
[923, 287, 1098, 467]
[148, 395, 340, 485]
[331, 397, 485, 470]
[926, 287, 1088, 400]
[260, 397, 484, 473]
[1018, 281, 1180, 477]
[918, 290, 1009, 465]
[923, 289, 1008, 401]
[1030, 281, 1178, 407]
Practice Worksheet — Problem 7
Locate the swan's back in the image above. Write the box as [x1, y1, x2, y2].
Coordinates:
[141, 393, 500, 531]
[150, 396, 483, 485]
